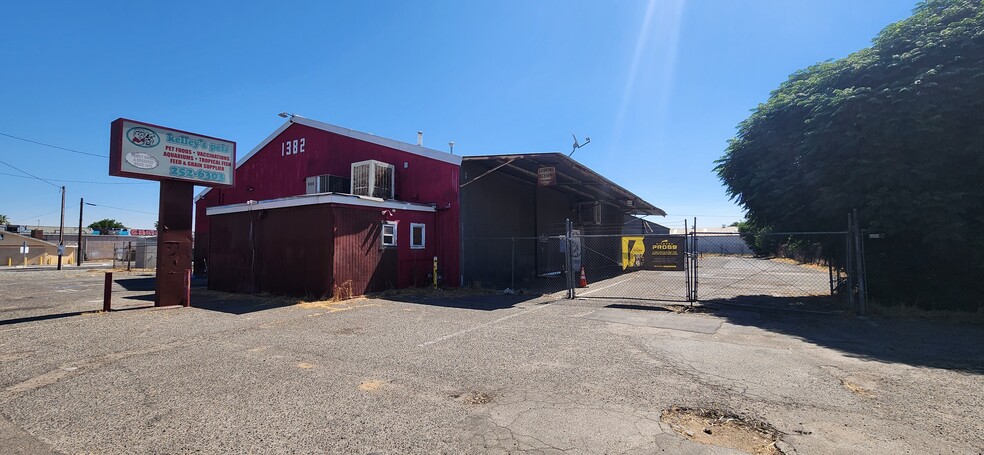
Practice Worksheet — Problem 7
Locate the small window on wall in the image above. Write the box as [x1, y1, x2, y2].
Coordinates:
[410, 223, 425, 249]
[381, 222, 397, 247]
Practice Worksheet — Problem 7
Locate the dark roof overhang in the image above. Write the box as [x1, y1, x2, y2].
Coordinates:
[461, 153, 665, 217]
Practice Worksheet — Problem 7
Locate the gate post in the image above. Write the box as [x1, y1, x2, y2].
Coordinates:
[566, 218, 574, 299]
[690, 217, 699, 302]
[685, 219, 691, 303]
[846, 212, 856, 312]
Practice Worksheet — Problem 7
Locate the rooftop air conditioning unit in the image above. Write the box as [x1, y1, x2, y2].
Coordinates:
[306, 174, 352, 194]
[351, 160, 395, 199]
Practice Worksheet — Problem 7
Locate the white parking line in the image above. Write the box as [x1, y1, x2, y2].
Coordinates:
[576, 278, 632, 296]
[417, 304, 550, 347]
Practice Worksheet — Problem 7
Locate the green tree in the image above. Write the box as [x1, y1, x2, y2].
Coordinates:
[88, 219, 126, 234]
[0, 213, 8, 225]
[715, 0, 984, 311]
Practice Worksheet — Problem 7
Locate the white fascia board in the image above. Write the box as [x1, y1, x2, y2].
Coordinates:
[206, 193, 436, 216]
[292, 117, 462, 166]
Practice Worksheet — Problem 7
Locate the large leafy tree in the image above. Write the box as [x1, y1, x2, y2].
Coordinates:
[88, 219, 127, 234]
[715, 0, 984, 311]
[0, 214, 8, 225]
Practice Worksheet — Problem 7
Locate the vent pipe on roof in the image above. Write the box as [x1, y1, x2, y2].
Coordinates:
[417, 131, 423, 146]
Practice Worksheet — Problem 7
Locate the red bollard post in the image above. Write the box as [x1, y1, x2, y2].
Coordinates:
[184, 269, 191, 307]
[103, 272, 113, 312]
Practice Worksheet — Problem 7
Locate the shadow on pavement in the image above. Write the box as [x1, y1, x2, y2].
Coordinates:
[113, 277, 155, 292]
[696, 297, 984, 375]
[0, 306, 150, 327]
[379, 293, 542, 311]
[701, 295, 849, 314]
[189, 290, 297, 315]
[604, 303, 674, 313]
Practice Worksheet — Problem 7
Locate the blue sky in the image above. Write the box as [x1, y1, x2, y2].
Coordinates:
[1, 1, 917, 231]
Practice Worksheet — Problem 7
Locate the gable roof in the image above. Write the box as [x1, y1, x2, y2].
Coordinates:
[195, 116, 462, 202]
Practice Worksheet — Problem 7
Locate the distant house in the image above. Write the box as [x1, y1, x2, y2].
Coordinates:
[0, 231, 76, 266]
[669, 226, 754, 255]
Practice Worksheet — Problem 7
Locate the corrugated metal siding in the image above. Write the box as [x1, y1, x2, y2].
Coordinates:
[254, 205, 333, 297]
[208, 205, 333, 297]
[195, 123, 460, 286]
[208, 211, 253, 294]
[332, 206, 397, 295]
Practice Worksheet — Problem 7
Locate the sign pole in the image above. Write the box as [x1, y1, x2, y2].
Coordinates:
[155, 180, 194, 307]
[109, 118, 235, 308]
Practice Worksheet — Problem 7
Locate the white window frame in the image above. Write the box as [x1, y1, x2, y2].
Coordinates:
[410, 223, 425, 250]
[381, 222, 397, 247]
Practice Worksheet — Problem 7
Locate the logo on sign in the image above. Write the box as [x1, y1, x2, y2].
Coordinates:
[125, 152, 160, 169]
[126, 127, 160, 148]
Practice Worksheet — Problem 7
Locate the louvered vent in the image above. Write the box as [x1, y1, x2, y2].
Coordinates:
[350, 160, 395, 199]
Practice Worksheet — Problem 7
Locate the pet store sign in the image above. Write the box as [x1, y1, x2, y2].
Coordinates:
[110, 118, 236, 187]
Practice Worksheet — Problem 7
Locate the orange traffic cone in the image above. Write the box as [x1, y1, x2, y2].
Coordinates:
[578, 266, 588, 288]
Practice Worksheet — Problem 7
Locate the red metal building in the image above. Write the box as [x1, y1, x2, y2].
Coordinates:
[195, 116, 461, 297]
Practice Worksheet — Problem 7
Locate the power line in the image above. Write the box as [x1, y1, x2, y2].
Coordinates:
[10, 209, 61, 224]
[0, 132, 107, 158]
[84, 202, 157, 216]
[0, 171, 150, 185]
[0, 159, 60, 189]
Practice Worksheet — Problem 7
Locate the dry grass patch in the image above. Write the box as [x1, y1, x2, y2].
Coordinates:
[661, 407, 783, 454]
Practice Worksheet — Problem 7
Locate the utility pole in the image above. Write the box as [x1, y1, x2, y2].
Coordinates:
[77, 197, 84, 266]
[57, 186, 65, 270]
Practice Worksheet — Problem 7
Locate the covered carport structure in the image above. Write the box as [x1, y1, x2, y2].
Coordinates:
[460, 153, 665, 289]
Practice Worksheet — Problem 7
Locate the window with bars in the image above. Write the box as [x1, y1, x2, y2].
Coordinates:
[350, 160, 394, 199]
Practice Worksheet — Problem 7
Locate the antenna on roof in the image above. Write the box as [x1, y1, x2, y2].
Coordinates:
[569, 134, 591, 157]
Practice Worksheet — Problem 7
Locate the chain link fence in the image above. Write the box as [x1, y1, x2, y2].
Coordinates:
[692, 233, 847, 311]
[463, 224, 863, 313]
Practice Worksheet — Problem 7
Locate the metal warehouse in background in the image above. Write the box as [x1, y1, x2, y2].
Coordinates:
[460, 153, 666, 289]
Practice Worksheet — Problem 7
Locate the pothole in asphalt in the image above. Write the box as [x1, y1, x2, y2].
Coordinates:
[664, 304, 714, 314]
[451, 391, 493, 405]
[661, 407, 783, 454]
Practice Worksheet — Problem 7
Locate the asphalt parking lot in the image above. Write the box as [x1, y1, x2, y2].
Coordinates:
[578, 257, 836, 309]
[1, 266, 982, 454]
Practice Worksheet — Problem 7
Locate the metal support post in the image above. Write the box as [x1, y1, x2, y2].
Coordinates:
[566, 218, 574, 299]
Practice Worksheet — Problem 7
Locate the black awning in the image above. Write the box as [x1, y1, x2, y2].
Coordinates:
[461, 153, 665, 217]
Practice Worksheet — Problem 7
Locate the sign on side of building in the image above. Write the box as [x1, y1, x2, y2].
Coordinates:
[109, 118, 236, 187]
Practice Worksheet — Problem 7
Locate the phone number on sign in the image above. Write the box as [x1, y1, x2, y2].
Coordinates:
[168, 166, 226, 182]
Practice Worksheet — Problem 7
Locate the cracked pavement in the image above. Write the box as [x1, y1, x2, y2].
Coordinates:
[0, 267, 982, 453]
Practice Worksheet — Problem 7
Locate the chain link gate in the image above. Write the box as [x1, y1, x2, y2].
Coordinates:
[566, 219, 694, 302]
[566, 218, 857, 313]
